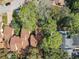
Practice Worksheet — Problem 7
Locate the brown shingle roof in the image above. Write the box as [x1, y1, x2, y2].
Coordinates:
[21, 28, 29, 49]
[21, 28, 30, 40]
[30, 35, 38, 47]
[0, 42, 5, 48]
[10, 36, 22, 51]
[0, 33, 3, 42]
[3, 26, 14, 40]
[0, 33, 5, 48]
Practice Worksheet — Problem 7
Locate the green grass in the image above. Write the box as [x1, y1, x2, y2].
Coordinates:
[2, 15, 7, 25]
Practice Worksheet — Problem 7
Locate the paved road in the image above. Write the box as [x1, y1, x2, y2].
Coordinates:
[0, 0, 25, 14]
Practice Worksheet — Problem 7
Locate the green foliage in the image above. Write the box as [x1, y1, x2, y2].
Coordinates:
[7, 52, 17, 59]
[19, 1, 37, 32]
[72, 0, 79, 12]
[12, 11, 22, 36]
[36, 0, 52, 19]
[37, 0, 63, 56]
[43, 49, 68, 59]
[51, 6, 70, 21]
[11, 53, 18, 59]
[73, 0, 79, 9]
[38, 16, 62, 50]
[66, 0, 79, 12]
[57, 16, 73, 31]
[72, 56, 79, 59]
[2, 14, 7, 25]
[40, 32, 62, 52]
[0, 49, 8, 59]
[11, 19, 21, 36]
[26, 48, 42, 59]
[57, 13, 79, 34]
[70, 13, 79, 34]
[51, 6, 61, 20]
[38, 18, 57, 33]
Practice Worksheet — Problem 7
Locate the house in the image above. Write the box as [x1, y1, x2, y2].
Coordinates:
[59, 31, 73, 57]
[60, 31, 79, 57]
[9, 28, 30, 52]
[72, 35, 79, 54]
[21, 28, 29, 49]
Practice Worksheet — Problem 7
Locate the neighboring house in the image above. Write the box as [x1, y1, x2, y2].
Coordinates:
[73, 35, 79, 48]
[60, 31, 79, 57]
[60, 31, 73, 57]
[72, 35, 79, 56]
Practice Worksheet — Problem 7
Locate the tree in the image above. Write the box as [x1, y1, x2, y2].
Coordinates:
[7, 52, 18, 59]
[57, 13, 79, 35]
[57, 16, 73, 31]
[70, 13, 79, 34]
[19, 1, 37, 33]
[72, 0, 79, 9]
[11, 11, 22, 36]
[72, 56, 79, 59]
[36, 0, 62, 57]
[38, 18, 62, 53]
[40, 31, 62, 51]
[65, 0, 79, 13]
[51, 6, 70, 21]
[36, 0, 52, 19]
[0, 49, 8, 59]
[26, 48, 42, 59]
[42, 48, 68, 59]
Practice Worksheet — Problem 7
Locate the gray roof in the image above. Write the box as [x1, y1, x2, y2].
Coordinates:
[73, 35, 79, 45]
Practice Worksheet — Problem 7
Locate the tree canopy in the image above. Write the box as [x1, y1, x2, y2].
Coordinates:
[19, 1, 37, 32]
